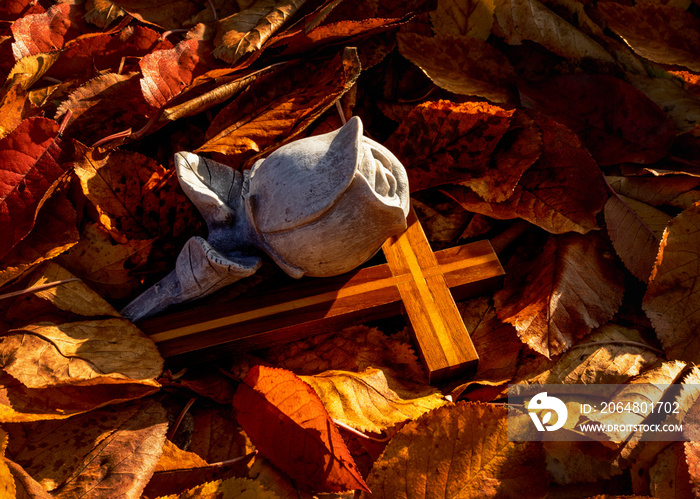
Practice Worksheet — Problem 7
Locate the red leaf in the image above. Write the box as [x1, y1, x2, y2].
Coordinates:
[10, 4, 88, 59]
[0, 0, 44, 22]
[140, 37, 216, 109]
[0, 117, 69, 260]
[233, 365, 370, 493]
[520, 74, 675, 165]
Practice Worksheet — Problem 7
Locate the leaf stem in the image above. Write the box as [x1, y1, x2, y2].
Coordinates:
[168, 397, 196, 441]
[0, 278, 82, 301]
[571, 340, 664, 355]
[332, 418, 391, 442]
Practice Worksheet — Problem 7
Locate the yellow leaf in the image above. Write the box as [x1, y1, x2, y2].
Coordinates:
[0, 429, 15, 499]
[155, 477, 280, 499]
[301, 368, 448, 434]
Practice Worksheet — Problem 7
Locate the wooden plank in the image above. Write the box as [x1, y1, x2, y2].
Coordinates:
[138, 240, 504, 368]
[382, 209, 480, 382]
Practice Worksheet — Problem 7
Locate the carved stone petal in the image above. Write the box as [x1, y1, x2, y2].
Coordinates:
[247, 117, 362, 233]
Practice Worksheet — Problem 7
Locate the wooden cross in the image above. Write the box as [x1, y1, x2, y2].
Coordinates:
[138, 209, 504, 383]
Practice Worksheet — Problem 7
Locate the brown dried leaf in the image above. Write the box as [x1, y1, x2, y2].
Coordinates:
[10, 3, 87, 59]
[5, 458, 52, 499]
[5, 398, 168, 498]
[385, 100, 514, 191]
[55, 72, 152, 145]
[495, 232, 625, 358]
[398, 33, 515, 103]
[685, 441, 700, 497]
[58, 223, 155, 300]
[261, 325, 425, 384]
[0, 189, 78, 287]
[519, 324, 663, 385]
[629, 74, 700, 134]
[23, 262, 119, 317]
[430, 0, 495, 40]
[520, 74, 676, 165]
[233, 365, 369, 493]
[0, 318, 162, 387]
[544, 441, 624, 485]
[109, 0, 204, 30]
[301, 367, 447, 434]
[154, 477, 279, 499]
[159, 366, 236, 404]
[198, 48, 360, 163]
[364, 402, 548, 498]
[84, 0, 127, 28]
[73, 148, 198, 242]
[647, 442, 694, 498]
[188, 405, 253, 464]
[445, 113, 606, 234]
[643, 203, 700, 364]
[494, 0, 613, 62]
[213, 0, 306, 64]
[0, 117, 69, 260]
[0, 429, 14, 499]
[605, 194, 672, 282]
[607, 175, 700, 210]
[595, 2, 700, 72]
[458, 296, 521, 384]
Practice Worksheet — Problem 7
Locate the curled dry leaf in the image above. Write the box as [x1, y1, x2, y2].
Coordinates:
[0, 117, 69, 261]
[4, 457, 52, 499]
[494, 232, 625, 358]
[445, 113, 606, 234]
[233, 365, 370, 493]
[0, 318, 163, 387]
[84, 0, 127, 28]
[10, 3, 87, 59]
[629, 74, 700, 133]
[23, 261, 119, 317]
[153, 477, 279, 499]
[397, 33, 516, 103]
[607, 175, 700, 211]
[198, 47, 360, 163]
[385, 100, 514, 191]
[109, 0, 204, 31]
[0, 189, 78, 288]
[494, 0, 613, 62]
[594, 2, 700, 72]
[604, 194, 672, 282]
[519, 323, 663, 385]
[430, 0, 495, 40]
[4, 398, 168, 498]
[213, 0, 306, 65]
[643, 203, 700, 364]
[300, 367, 447, 434]
[520, 74, 676, 165]
[365, 402, 548, 498]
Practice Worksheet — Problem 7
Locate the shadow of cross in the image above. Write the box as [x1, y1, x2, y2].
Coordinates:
[138, 208, 504, 384]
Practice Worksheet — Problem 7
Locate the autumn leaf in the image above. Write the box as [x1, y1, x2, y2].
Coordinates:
[494, 232, 625, 358]
[233, 365, 370, 493]
[365, 402, 548, 498]
[109, 0, 205, 31]
[520, 74, 676, 165]
[685, 441, 700, 497]
[197, 47, 360, 163]
[300, 367, 447, 434]
[84, 0, 127, 28]
[0, 429, 14, 499]
[594, 2, 700, 72]
[0, 117, 69, 261]
[444, 113, 606, 234]
[493, 0, 613, 62]
[646, 442, 695, 498]
[4, 457, 52, 499]
[154, 477, 280, 499]
[0, 189, 78, 287]
[607, 175, 700, 211]
[628, 74, 700, 134]
[4, 398, 168, 498]
[643, 202, 700, 364]
[213, 0, 306, 65]
[384, 100, 514, 191]
[159, 366, 237, 404]
[397, 33, 516, 103]
[10, 3, 87, 59]
[430, 0, 495, 40]
[604, 194, 672, 282]
[188, 405, 253, 464]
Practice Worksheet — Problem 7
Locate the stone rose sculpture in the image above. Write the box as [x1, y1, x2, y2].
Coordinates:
[121, 117, 410, 321]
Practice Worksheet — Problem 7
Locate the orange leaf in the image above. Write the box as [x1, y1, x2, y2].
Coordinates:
[10, 3, 87, 59]
[0, 117, 69, 260]
[384, 100, 514, 192]
[445, 113, 606, 234]
[494, 232, 625, 358]
[643, 202, 700, 364]
[364, 402, 548, 498]
[197, 47, 360, 165]
[233, 365, 370, 493]
[520, 74, 675, 165]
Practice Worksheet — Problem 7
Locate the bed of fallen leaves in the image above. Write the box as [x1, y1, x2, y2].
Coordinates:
[1, 0, 700, 497]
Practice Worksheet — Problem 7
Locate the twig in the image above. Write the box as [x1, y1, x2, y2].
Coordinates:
[91, 128, 132, 148]
[0, 278, 81, 301]
[335, 100, 347, 125]
[208, 450, 257, 467]
[168, 397, 196, 441]
[333, 418, 391, 442]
